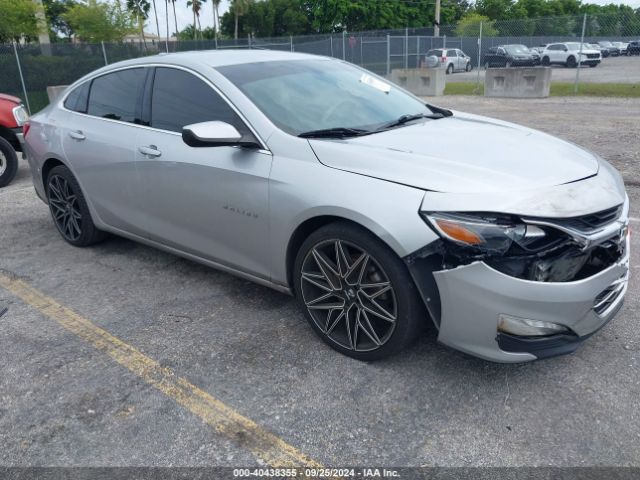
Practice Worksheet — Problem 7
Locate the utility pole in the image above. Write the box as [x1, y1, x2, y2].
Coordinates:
[434, 0, 441, 37]
[33, 0, 51, 55]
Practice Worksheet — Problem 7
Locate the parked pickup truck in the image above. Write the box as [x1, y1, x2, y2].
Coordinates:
[0, 94, 29, 187]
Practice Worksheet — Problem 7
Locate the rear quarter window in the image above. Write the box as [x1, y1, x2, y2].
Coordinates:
[63, 82, 90, 113]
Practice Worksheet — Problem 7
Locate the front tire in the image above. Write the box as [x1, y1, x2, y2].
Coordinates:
[566, 56, 577, 68]
[46, 165, 107, 247]
[0, 136, 18, 188]
[465, 62, 472, 72]
[293, 222, 424, 361]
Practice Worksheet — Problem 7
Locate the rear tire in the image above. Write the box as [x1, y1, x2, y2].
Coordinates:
[446, 63, 454, 75]
[541, 56, 550, 66]
[0, 136, 18, 188]
[293, 222, 424, 361]
[46, 165, 107, 247]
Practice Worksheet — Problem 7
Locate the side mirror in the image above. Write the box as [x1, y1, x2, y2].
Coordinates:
[182, 121, 242, 147]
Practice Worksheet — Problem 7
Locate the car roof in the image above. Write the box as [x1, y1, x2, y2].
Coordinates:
[65, 50, 334, 90]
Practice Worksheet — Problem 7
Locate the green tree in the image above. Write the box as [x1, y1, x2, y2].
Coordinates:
[43, 0, 78, 41]
[63, 0, 134, 42]
[455, 12, 497, 36]
[0, 0, 39, 42]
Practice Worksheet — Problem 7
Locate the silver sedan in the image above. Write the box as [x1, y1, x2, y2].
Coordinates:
[23, 51, 629, 362]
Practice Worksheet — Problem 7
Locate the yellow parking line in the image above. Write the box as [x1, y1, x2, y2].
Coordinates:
[0, 272, 322, 468]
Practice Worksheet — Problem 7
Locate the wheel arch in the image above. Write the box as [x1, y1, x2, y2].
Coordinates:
[285, 214, 407, 294]
[42, 157, 66, 188]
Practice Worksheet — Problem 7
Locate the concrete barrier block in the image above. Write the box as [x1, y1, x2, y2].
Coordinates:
[484, 67, 552, 98]
[46, 85, 69, 103]
[389, 68, 445, 97]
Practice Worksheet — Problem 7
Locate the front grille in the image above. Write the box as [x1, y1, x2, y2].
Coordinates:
[586, 53, 600, 59]
[559, 205, 622, 233]
[594, 276, 626, 315]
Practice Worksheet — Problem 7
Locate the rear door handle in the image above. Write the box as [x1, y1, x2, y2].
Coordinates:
[138, 145, 162, 158]
[68, 130, 85, 141]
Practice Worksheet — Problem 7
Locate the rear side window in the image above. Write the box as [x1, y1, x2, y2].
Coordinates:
[427, 49, 442, 57]
[87, 68, 146, 123]
[64, 82, 90, 113]
[150, 67, 249, 135]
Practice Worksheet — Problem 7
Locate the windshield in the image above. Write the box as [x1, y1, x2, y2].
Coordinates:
[566, 43, 582, 50]
[217, 59, 429, 136]
[504, 45, 529, 54]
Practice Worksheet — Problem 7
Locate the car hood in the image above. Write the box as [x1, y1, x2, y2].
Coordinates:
[308, 111, 600, 193]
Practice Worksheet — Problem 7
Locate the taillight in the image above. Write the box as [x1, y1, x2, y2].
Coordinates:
[441, 56, 447, 62]
[22, 121, 30, 138]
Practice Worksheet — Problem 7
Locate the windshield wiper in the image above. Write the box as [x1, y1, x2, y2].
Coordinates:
[378, 112, 444, 131]
[298, 127, 369, 139]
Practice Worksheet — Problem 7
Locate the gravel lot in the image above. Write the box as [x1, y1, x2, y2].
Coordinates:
[0, 97, 639, 469]
[452, 55, 640, 84]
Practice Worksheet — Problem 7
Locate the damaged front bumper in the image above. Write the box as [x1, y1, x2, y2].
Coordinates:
[408, 184, 630, 363]
[431, 235, 628, 362]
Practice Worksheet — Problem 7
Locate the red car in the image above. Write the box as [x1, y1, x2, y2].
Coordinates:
[0, 93, 29, 187]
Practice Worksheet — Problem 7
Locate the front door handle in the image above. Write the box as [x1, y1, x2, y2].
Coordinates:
[138, 145, 162, 158]
[68, 130, 85, 141]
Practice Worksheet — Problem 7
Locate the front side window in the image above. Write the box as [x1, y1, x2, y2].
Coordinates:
[217, 59, 430, 136]
[150, 67, 249, 135]
[87, 68, 146, 123]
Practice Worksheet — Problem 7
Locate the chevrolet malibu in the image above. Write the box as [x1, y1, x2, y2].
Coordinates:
[24, 51, 629, 362]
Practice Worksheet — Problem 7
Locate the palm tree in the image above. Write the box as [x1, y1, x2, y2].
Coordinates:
[231, 0, 251, 40]
[212, 0, 220, 38]
[186, 0, 202, 40]
[169, 0, 179, 39]
[126, 0, 151, 48]
[164, 0, 170, 49]
[150, 0, 161, 41]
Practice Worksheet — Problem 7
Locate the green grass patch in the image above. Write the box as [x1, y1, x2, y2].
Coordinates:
[550, 82, 640, 97]
[445, 82, 640, 97]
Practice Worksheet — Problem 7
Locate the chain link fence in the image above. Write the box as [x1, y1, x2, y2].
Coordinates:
[1, 11, 638, 113]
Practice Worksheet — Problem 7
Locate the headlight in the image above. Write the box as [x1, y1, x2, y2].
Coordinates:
[12, 104, 29, 126]
[423, 212, 544, 254]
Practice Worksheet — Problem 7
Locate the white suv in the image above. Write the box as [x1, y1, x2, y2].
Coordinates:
[541, 42, 601, 68]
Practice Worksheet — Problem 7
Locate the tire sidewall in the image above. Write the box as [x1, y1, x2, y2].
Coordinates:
[0, 137, 18, 188]
[46, 165, 103, 246]
[293, 222, 423, 361]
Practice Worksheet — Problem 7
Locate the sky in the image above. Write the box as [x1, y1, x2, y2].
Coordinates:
[144, 0, 640, 38]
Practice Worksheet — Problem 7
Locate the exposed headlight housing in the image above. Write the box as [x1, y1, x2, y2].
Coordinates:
[423, 212, 544, 255]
